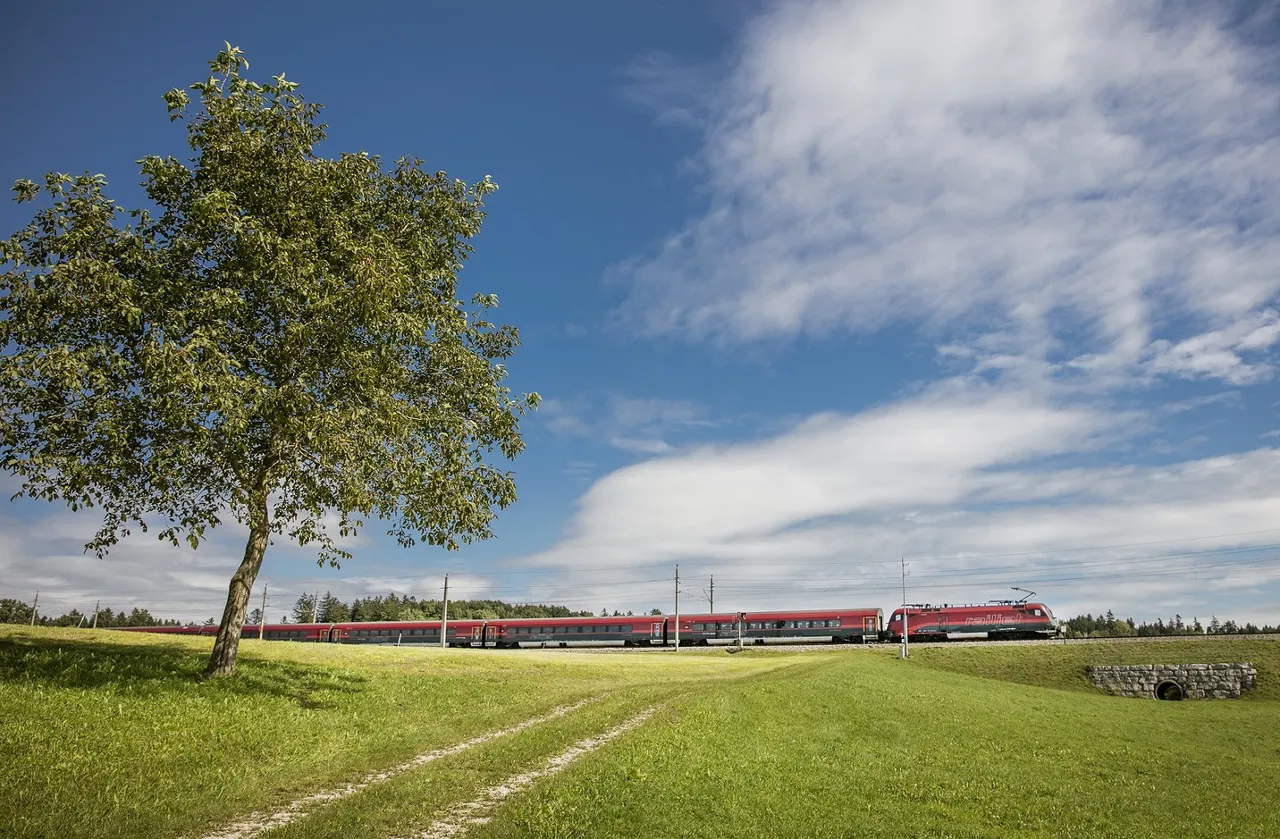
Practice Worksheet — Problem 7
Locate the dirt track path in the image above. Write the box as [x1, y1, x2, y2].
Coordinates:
[194, 696, 602, 839]
[394, 706, 660, 839]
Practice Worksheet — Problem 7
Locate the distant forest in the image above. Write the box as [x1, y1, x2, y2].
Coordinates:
[0, 592, 659, 628]
[271, 592, 619, 626]
[1063, 610, 1279, 637]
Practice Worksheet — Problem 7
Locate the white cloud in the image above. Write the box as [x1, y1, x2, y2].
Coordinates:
[509, 383, 1280, 621]
[541, 392, 717, 454]
[1146, 310, 1280, 384]
[525, 387, 1108, 567]
[608, 437, 674, 455]
[615, 0, 1280, 386]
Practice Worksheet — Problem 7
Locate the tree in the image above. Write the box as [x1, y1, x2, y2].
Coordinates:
[0, 45, 537, 676]
[247, 607, 263, 625]
[0, 599, 33, 624]
[318, 591, 347, 623]
[649, 608, 663, 616]
[292, 593, 318, 624]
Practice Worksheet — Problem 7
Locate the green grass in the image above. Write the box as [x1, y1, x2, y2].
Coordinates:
[477, 642, 1280, 839]
[903, 636, 1280, 700]
[0, 626, 784, 839]
[5, 628, 1278, 839]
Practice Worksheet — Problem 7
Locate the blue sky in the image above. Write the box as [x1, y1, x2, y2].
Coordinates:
[3, 0, 1280, 626]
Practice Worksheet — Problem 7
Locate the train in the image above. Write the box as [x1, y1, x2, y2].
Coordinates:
[121, 598, 1062, 647]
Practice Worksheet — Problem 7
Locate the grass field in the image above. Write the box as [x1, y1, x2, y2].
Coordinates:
[3, 628, 1277, 839]
[0, 626, 786, 839]
[482, 641, 1280, 839]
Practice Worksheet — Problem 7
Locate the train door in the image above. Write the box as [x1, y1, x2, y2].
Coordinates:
[472, 625, 483, 647]
[863, 616, 876, 636]
[652, 621, 664, 645]
[328, 627, 341, 643]
[484, 623, 497, 648]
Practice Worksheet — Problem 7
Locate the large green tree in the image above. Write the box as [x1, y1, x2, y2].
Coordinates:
[0, 45, 537, 676]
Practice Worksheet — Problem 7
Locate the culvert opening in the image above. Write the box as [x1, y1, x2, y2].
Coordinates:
[1155, 680, 1184, 701]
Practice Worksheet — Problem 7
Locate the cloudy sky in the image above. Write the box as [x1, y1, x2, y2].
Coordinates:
[3, 0, 1279, 626]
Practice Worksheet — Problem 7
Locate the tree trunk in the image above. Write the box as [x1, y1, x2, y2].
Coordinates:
[204, 484, 270, 677]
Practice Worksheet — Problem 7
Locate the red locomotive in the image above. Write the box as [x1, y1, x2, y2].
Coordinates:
[884, 600, 1059, 642]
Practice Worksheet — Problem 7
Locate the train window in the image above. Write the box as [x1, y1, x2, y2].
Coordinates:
[576, 626, 585, 633]
[692, 623, 704, 631]
[1032, 609, 1043, 616]
[623, 625, 632, 632]
[829, 619, 842, 628]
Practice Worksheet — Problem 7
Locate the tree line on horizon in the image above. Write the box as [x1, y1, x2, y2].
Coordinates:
[0, 593, 663, 628]
[274, 592, 667, 625]
[1063, 610, 1279, 637]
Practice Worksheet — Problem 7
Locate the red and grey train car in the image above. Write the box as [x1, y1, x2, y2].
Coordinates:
[123, 607, 885, 647]
[487, 607, 884, 648]
[884, 601, 1060, 642]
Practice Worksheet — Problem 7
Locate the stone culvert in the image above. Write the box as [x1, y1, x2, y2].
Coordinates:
[1085, 663, 1257, 700]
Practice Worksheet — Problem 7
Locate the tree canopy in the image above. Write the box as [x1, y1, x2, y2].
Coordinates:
[0, 45, 537, 675]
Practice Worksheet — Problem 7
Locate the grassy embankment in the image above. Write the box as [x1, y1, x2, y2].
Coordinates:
[478, 639, 1280, 839]
[5, 628, 1279, 839]
[0, 625, 788, 839]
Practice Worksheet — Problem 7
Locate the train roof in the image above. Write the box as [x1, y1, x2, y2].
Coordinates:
[890, 602, 1050, 612]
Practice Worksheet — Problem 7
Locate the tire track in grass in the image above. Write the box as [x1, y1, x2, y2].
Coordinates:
[395, 705, 659, 839]
[195, 696, 602, 839]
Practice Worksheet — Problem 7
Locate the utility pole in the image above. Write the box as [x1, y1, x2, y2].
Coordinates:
[91, 600, 99, 630]
[673, 565, 680, 652]
[29, 591, 38, 626]
[900, 555, 909, 660]
[440, 574, 449, 649]
[259, 585, 267, 640]
[710, 576, 714, 615]
[312, 592, 319, 625]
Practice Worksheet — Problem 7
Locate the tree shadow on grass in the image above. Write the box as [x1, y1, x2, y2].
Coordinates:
[0, 632, 368, 709]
